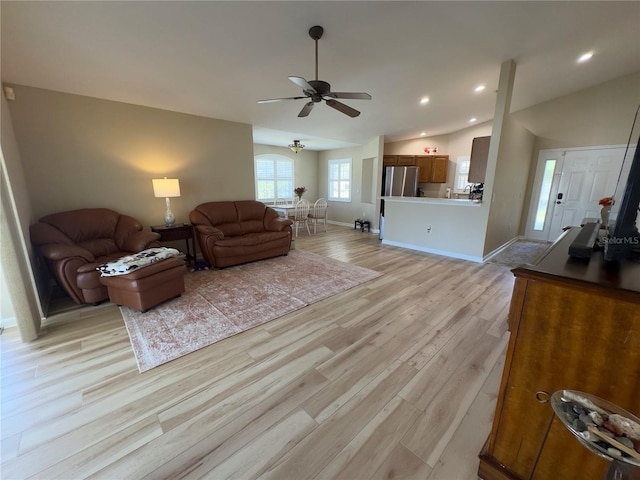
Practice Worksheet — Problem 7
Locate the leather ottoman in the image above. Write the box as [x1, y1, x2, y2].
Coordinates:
[99, 257, 186, 312]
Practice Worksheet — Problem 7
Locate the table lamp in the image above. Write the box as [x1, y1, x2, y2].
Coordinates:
[152, 177, 180, 226]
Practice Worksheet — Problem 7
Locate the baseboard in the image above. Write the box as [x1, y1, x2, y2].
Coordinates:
[327, 220, 353, 228]
[327, 220, 379, 234]
[0, 316, 17, 328]
[482, 236, 522, 263]
[381, 239, 484, 263]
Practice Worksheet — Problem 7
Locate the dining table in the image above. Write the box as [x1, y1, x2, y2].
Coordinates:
[265, 202, 302, 217]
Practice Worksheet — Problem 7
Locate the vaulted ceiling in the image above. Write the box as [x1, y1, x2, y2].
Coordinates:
[2, 1, 639, 150]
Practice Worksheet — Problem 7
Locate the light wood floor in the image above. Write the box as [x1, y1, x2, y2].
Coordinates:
[1, 225, 515, 480]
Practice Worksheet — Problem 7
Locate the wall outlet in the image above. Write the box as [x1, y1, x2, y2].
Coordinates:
[3, 86, 15, 101]
[426, 227, 432, 234]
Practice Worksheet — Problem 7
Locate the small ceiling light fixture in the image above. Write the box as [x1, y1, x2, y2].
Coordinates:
[289, 140, 305, 154]
[469, 117, 477, 123]
[577, 51, 593, 63]
[420, 132, 427, 137]
[474, 85, 486, 93]
[419, 97, 430, 105]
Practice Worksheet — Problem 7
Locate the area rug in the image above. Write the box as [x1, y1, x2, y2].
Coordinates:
[120, 250, 382, 372]
[487, 240, 551, 268]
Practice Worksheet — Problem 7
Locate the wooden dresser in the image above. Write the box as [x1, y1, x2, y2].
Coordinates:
[478, 228, 640, 480]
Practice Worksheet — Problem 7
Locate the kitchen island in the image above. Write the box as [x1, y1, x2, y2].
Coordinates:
[381, 196, 488, 262]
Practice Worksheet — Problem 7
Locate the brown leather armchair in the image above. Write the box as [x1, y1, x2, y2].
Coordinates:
[30, 208, 160, 305]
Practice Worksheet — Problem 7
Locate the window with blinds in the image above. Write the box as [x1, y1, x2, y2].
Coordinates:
[254, 155, 294, 202]
[454, 156, 471, 193]
[328, 158, 351, 202]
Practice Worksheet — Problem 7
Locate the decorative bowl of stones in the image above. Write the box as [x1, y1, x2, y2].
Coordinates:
[551, 390, 640, 466]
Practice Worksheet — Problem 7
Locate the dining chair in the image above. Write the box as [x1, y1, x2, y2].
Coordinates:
[289, 199, 310, 236]
[309, 198, 328, 233]
[272, 198, 289, 217]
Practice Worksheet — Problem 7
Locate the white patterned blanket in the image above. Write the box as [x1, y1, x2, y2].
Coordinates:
[97, 247, 180, 277]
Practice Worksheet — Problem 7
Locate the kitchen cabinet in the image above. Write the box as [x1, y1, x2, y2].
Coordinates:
[478, 227, 640, 480]
[397, 155, 416, 166]
[430, 155, 448, 183]
[469, 136, 490, 183]
[383, 155, 448, 183]
[383, 155, 398, 166]
[416, 156, 432, 183]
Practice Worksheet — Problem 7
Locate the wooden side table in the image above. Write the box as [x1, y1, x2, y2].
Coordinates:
[151, 224, 197, 266]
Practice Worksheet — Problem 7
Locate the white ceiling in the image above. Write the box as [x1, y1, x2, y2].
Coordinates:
[2, 1, 639, 151]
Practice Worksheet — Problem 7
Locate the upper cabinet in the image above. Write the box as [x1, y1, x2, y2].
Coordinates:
[469, 136, 491, 183]
[383, 155, 398, 166]
[397, 155, 417, 166]
[430, 155, 449, 183]
[416, 156, 432, 183]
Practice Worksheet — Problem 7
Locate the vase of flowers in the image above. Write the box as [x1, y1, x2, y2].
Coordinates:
[599, 196, 613, 226]
[294, 186, 306, 200]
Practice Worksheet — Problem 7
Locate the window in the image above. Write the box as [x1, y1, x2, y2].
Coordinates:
[254, 155, 294, 202]
[533, 159, 557, 231]
[328, 159, 351, 202]
[453, 156, 471, 193]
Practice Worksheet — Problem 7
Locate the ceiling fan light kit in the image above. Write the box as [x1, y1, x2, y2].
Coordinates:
[258, 25, 371, 118]
[289, 140, 305, 153]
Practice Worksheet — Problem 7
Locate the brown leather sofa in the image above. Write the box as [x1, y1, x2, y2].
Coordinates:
[30, 208, 161, 305]
[189, 200, 292, 268]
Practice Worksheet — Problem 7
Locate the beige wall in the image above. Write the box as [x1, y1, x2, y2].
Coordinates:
[513, 71, 640, 150]
[252, 144, 319, 201]
[483, 117, 535, 254]
[7, 85, 255, 228]
[319, 136, 383, 226]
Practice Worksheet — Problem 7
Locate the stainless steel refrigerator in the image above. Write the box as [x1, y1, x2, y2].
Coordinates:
[383, 166, 419, 197]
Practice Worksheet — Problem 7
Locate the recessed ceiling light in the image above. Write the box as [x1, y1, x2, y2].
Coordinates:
[474, 85, 486, 93]
[577, 52, 593, 63]
[419, 97, 430, 105]
[420, 132, 427, 137]
[469, 117, 477, 123]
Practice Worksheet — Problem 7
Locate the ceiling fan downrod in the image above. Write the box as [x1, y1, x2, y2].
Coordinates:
[309, 25, 324, 81]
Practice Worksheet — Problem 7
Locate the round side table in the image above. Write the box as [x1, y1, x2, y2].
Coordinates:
[551, 390, 640, 480]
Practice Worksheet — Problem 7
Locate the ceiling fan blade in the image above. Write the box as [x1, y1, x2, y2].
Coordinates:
[325, 99, 360, 118]
[298, 102, 314, 117]
[257, 96, 306, 104]
[326, 92, 372, 100]
[289, 76, 316, 93]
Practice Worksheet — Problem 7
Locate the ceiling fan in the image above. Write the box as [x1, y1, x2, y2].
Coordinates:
[257, 25, 372, 118]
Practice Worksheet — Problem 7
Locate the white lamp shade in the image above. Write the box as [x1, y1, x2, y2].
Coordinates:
[152, 178, 181, 198]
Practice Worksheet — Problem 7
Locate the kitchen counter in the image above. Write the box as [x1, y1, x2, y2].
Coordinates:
[381, 195, 489, 262]
[381, 196, 482, 206]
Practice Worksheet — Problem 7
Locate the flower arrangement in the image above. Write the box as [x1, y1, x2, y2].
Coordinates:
[294, 186, 307, 198]
[598, 196, 614, 207]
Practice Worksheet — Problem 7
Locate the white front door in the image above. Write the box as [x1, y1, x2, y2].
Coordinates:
[525, 150, 564, 241]
[547, 148, 624, 240]
[526, 146, 625, 242]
